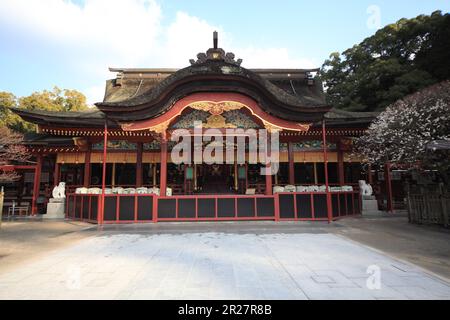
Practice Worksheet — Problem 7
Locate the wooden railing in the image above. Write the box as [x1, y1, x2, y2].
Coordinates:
[66, 193, 156, 223]
[66, 190, 361, 224]
[157, 194, 276, 221]
[276, 191, 361, 220]
[407, 193, 450, 227]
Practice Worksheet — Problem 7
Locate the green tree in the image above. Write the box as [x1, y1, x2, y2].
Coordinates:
[0, 92, 34, 133]
[18, 86, 89, 112]
[320, 11, 450, 112]
[0, 92, 18, 127]
[60, 89, 89, 112]
[0, 87, 89, 133]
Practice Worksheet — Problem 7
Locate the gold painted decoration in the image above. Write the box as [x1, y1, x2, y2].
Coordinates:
[90, 152, 137, 164]
[57, 153, 86, 164]
[293, 152, 338, 163]
[263, 120, 310, 133]
[189, 101, 245, 115]
[72, 137, 88, 151]
[297, 123, 311, 131]
[262, 120, 283, 133]
[147, 119, 172, 134]
[203, 114, 237, 129]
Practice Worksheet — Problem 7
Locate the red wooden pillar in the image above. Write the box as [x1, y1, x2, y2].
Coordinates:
[266, 168, 273, 196]
[322, 121, 333, 223]
[385, 162, 393, 212]
[265, 135, 273, 196]
[17, 171, 25, 206]
[367, 163, 373, 185]
[265, 168, 273, 195]
[288, 142, 295, 185]
[53, 162, 61, 187]
[31, 155, 43, 215]
[337, 149, 345, 186]
[136, 142, 143, 187]
[274, 193, 280, 221]
[160, 132, 168, 197]
[99, 122, 108, 225]
[83, 144, 91, 187]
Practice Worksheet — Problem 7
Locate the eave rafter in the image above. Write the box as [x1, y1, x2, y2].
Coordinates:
[40, 127, 154, 137]
[38, 124, 365, 138]
[280, 128, 366, 137]
[28, 147, 80, 154]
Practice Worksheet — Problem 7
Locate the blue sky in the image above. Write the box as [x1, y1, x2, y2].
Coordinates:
[0, 0, 449, 104]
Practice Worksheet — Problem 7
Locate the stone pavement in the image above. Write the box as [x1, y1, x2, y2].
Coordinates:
[0, 232, 449, 300]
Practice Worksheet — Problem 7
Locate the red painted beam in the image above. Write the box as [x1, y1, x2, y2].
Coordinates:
[265, 135, 273, 196]
[160, 133, 168, 197]
[83, 144, 91, 187]
[99, 122, 108, 225]
[385, 162, 394, 212]
[288, 142, 295, 185]
[136, 142, 143, 187]
[31, 155, 42, 215]
[367, 163, 373, 185]
[53, 162, 61, 187]
[337, 149, 345, 186]
[322, 121, 333, 223]
[265, 169, 273, 196]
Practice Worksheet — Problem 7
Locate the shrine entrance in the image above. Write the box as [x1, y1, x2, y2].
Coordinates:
[198, 164, 234, 194]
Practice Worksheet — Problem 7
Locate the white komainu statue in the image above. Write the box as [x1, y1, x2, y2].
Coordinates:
[52, 182, 66, 199]
[358, 180, 373, 196]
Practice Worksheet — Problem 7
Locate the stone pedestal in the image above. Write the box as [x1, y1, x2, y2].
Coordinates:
[45, 198, 66, 219]
[362, 195, 382, 215]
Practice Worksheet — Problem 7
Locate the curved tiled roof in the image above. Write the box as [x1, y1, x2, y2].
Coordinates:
[96, 60, 330, 123]
[10, 105, 377, 129]
[9, 107, 114, 128]
[100, 62, 326, 108]
[325, 109, 379, 119]
[7, 36, 379, 133]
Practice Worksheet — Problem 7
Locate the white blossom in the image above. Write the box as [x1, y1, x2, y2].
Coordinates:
[355, 81, 450, 169]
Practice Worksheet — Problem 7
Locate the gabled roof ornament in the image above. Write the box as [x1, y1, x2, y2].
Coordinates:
[189, 31, 243, 66]
[213, 30, 218, 49]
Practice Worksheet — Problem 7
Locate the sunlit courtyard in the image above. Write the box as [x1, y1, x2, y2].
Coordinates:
[0, 228, 449, 300]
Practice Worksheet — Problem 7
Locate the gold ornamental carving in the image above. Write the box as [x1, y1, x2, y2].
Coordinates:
[151, 120, 171, 134]
[72, 137, 88, 151]
[262, 120, 282, 133]
[189, 101, 245, 115]
[203, 114, 237, 129]
[121, 118, 171, 134]
[139, 119, 172, 134]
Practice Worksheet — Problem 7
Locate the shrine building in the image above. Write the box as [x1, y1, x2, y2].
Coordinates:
[6, 33, 390, 223]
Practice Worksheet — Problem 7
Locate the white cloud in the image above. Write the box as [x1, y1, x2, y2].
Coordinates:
[0, 0, 317, 104]
[0, 0, 162, 64]
[84, 84, 106, 107]
[164, 12, 229, 67]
